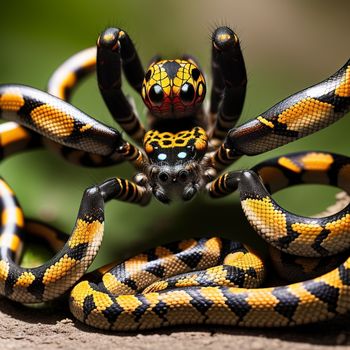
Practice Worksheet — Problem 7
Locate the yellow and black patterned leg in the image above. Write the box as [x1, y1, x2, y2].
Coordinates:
[70, 232, 350, 330]
[47, 47, 96, 101]
[0, 89, 44, 162]
[98, 177, 151, 205]
[44, 47, 126, 167]
[0, 181, 105, 303]
[210, 27, 247, 144]
[207, 143, 242, 171]
[208, 171, 241, 198]
[97, 28, 146, 143]
[0, 84, 122, 155]
[210, 151, 350, 257]
[0, 121, 41, 160]
[0, 174, 150, 303]
[233, 59, 350, 154]
[0, 84, 148, 169]
[209, 59, 350, 172]
[70, 238, 264, 330]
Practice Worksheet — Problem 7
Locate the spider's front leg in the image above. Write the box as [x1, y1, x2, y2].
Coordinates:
[208, 150, 350, 257]
[209, 27, 247, 145]
[0, 174, 150, 303]
[97, 28, 146, 144]
[210, 58, 350, 171]
[0, 84, 147, 169]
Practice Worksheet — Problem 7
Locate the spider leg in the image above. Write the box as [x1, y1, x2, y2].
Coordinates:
[45, 46, 127, 167]
[209, 59, 350, 172]
[209, 27, 247, 145]
[47, 47, 96, 101]
[0, 121, 41, 160]
[0, 84, 147, 170]
[97, 28, 146, 144]
[0, 48, 106, 168]
[98, 176, 151, 205]
[0, 175, 150, 303]
[208, 151, 350, 257]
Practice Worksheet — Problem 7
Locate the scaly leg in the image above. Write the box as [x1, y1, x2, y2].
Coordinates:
[209, 59, 350, 171]
[47, 47, 96, 101]
[209, 27, 247, 145]
[97, 28, 146, 143]
[45, 46, 127, 167]
[0, 84, 147, 170]
[0, 175, 150, 303]
[209, 151, 350, 257]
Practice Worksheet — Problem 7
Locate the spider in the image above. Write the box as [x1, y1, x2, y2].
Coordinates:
[0, 27, 350, 330]
[1, 26, 348, 206]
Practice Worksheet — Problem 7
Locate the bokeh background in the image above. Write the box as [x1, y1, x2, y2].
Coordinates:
[0, 0, 349, 268]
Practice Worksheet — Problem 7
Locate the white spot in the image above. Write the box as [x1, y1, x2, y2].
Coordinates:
[158, 153, 167, 161]
[177, 152, 187, 159]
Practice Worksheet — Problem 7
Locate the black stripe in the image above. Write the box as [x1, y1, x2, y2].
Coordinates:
[277, 220, 300, 250]
[4, 265, 23, 297]
[222, 266, 246, 287]
[133, 294, 151, 321]
[144, 260, 165, 278]
[102, 300, 124, 325]
[83, 293, 97, 321]
[109, 263, 138, 291]
[18, 97, 44, 124]
[26, 269, 46, 300]
[118, 179, 127, 198]
[272, 286, 299, 320]
[186, 288, 213, 316]
[220, 287, 251, 320]
[304, 280, 339, 313]
[151, 300, 168, 321]
[177, 245, 203, 269]
[66, 242, 90, 261]
[124, 181, 135, 201]
[338, 262, 350, 286]
[311, 229, 331, 256]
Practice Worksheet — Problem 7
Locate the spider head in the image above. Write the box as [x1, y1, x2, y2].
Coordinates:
[141, 59, 206, 118]
[143, 127, 208, 203]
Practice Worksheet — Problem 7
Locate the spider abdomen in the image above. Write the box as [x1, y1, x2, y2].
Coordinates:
[141, 59, 206, 119]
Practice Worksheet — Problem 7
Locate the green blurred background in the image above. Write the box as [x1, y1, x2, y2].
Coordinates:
[0, 0, 349, 267]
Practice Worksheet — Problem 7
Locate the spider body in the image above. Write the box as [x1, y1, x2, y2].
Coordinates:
[96, 26, 237, 203]
[136, 57, 210, 202]
[0, 26, 350, 330]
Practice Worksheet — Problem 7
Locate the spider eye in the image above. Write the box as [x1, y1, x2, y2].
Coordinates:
[149, 84, 164, 105]
[191, 68, 200, 81]
[178, 170, 189, 182]
[180, 83, 195, 103]
[158, 172, 169, 183]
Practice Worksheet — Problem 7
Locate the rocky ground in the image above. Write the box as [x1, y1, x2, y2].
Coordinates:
[0, 298, 349, 350]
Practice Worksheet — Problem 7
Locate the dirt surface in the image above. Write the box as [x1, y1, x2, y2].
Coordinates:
[1, 194, 350, 350]
[1, 298, 350, 350]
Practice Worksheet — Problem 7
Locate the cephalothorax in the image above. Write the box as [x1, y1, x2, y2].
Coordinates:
[142, 125, 209, 202]
[0, 26, 350, 331]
